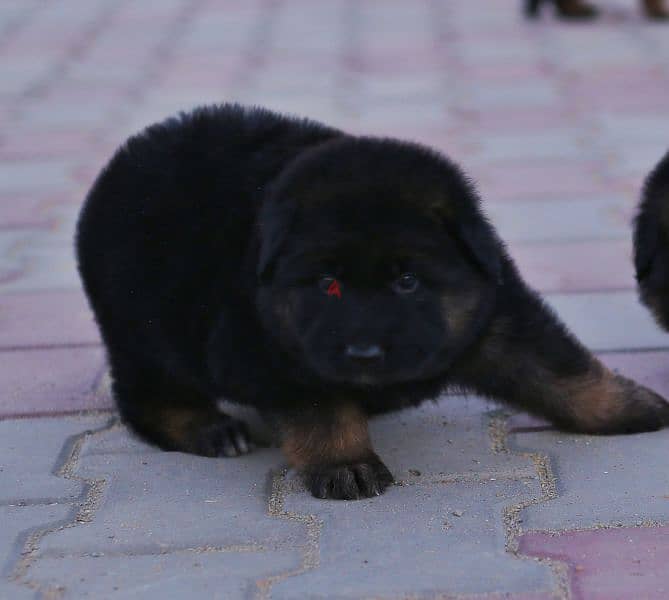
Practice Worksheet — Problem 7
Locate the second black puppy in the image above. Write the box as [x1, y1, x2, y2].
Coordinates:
[77, 104, 669, 500]
[634, 150, 669, 329]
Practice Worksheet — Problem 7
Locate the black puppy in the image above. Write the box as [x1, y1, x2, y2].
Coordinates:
[77, 104, 669, 500]
[634, 150, 669, 329]
[525, 0, 668, 19]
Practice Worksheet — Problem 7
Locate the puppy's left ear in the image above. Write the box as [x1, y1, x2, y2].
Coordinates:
[257, 197, 294, 281]
[429, 156, 503, 283]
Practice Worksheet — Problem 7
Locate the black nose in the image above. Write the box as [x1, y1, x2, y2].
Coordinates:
[345, 344, 384, 361]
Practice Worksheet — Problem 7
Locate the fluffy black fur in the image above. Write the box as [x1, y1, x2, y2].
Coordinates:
[634, 150, 669, 330]
[77, 104, 669, 500]
[525, 0, 668, 19]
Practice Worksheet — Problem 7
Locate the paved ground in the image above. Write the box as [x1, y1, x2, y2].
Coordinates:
[2, 0, 669, 598]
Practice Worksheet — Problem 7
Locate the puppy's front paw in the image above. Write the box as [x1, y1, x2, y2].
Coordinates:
[189, 417, 255, 457]
[304, 457, 394, 500]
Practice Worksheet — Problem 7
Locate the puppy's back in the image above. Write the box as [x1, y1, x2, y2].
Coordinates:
[76, 103, 340, 365]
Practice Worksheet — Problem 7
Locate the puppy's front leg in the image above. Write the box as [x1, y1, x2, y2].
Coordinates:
[454, 286, 669, 434]
[281, 403, 394, 500]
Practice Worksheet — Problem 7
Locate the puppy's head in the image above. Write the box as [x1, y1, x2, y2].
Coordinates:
[634, 150, 669, 330]
[256, 137, 503, 387]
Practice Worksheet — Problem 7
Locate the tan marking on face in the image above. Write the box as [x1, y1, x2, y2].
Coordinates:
[281, 403, 371, 468]
[440, 290, 483, 339]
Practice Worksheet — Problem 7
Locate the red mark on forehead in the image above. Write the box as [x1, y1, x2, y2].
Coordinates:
[327, 279, 341, 298]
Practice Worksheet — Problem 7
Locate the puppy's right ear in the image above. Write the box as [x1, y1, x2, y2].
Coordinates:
[257, 196, 294, 282]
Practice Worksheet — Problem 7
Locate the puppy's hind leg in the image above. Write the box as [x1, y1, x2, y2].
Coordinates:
[111, 362, 254, 457]
[453, 286, 669, 434]
[643, 0, 669, 19]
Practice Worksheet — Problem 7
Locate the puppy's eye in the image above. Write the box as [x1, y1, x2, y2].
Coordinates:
[392, 273, 419, 294]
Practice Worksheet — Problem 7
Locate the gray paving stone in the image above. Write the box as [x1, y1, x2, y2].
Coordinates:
[371, 396, 537, 481]
[0, 416, 109, 504]
[509, 428, 669, 532]
[38, 449, 304, 555]
[0, 161, 76, 194]
[473, 131, 583, 163]
[0, 504, 74, 600]
[545, 291, 669, 352]
[486, 196, 630, 244]
[271, 478, 552, 599]
[79, 422, 162, 457]
[29, 550, 299, 599]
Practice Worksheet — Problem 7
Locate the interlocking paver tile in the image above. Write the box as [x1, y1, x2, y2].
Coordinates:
[486, 196, 632, 244]
[520, 526, 669, 600]
[472, 131, 585, 163]
[510, 240, 634, 293]
[0, 289, 99, 348]
[372, 396, 537, 480]
[0, 216, 83, 293]
[37, 447, 303, 556]
[478, 159, 610, 203]
[508, 427, 669, 532]
[29, 551, 299, 600]
[0, 230, 28, 285]
[0, 415, 107, 503]
[0, 161, 76, 194]
[545, 291, 669, 351]
[271, 478, 552, 599]
[0, 504, 71, 600]
[0, 347, 108, 417]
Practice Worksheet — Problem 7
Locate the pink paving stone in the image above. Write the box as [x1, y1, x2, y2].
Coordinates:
[461, 63, 549, 82]
[0, 289, 100, 348]
[0, 130, 97, 160]
[454, 107, 578, 134]
[570, 65, 663, 86]
[509, 239, 635, 294]
[0, 195, 55, 229]
[478, 160, 610, 203]
[519, 527, 669, 600]
[577, 92, 669, 113]
[0, 345, 110, 417]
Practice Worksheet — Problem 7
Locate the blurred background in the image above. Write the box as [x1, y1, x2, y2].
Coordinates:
[1, 0, 669, 414]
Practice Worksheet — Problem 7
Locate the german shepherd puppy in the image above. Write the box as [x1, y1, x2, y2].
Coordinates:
[76, 104, 669, 500]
